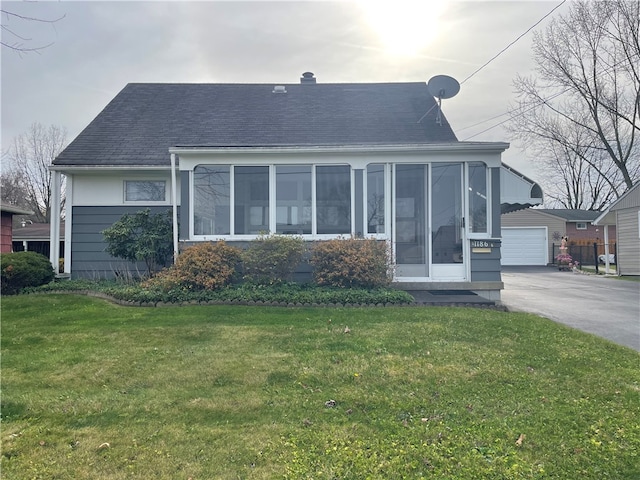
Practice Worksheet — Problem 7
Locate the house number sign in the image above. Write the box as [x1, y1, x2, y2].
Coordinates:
[470, 240, 496, 248]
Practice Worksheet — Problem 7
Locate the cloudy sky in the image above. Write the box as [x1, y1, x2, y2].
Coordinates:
[1, 0, 568, 179]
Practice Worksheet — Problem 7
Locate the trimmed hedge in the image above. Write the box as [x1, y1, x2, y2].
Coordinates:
[1, 251, 55, 295]
[242, 234, 305, 284]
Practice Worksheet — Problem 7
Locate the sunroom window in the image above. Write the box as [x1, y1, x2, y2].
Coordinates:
[193, 165, 230, 235]
[316, 165, 351, 234]
[468, 162, 488, 234]
[276, 165, 312, 235]
[235, 166, 269, 234]
[367, 164, 385, 234]
[193, 164, 352, 237]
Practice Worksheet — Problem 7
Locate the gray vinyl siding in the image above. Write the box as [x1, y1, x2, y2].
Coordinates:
[468, 167, 501, 282]
[71, 205, 176, 279]
[616, 208, 640, 275]
[611, 186, 640, 211]
[470, 242, 502, 282]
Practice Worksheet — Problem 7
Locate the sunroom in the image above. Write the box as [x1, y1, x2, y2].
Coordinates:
[171, 142, 507, 294]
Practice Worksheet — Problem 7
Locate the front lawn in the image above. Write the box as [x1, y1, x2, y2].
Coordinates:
[2, 295, 639, 479]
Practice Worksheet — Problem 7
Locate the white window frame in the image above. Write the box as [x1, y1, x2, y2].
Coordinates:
[576, 222, 588, 230]
[190, 163, 353, 240]
[465, 162, 492, 240]
[123, 180, 167, 203]
[364, 163, 391, 240]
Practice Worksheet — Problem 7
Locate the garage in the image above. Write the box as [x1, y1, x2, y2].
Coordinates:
[501, 227, 548, 265]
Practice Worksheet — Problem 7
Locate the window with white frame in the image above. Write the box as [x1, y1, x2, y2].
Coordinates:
[276, 165, 312, 234]
[193, 165, 230, 235]
[193, 164, 352, 237]
[235, 166, 269, 234]
[468, 163, 488, 234]
[124, 180, 166, 202]
[576, 222, 587, 230]
[316, 165, 351, 234]
[367, 164, 386, 234]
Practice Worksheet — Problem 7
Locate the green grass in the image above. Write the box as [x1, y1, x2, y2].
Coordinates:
[2, 295, 639, 479]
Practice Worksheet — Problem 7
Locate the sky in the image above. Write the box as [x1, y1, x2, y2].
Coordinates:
[1, 0, 570, 180]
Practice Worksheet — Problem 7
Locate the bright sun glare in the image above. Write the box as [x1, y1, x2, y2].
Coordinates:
[359, 0, 449, 56]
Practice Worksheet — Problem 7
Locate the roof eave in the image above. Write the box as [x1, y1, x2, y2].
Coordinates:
[169, 142, 510, 156]
[50, 164, 173, 173]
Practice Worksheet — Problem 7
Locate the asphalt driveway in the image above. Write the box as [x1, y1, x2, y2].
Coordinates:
[501, 266, 640, 351]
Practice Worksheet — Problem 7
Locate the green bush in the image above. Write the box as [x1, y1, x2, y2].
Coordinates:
[242, 234, 305, 285]
[144, 241, 241, 292]
[102, 209, 173, 277]
[1, 251, 55, 294]
[310, 237, 393, 289]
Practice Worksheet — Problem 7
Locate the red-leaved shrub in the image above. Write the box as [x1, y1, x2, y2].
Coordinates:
[310, 238, 392, 289]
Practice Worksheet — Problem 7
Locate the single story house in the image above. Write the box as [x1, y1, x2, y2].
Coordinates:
[49, 73, 541, 300]
[12, 221, 65, 259]
[501, 209, 616, 266]
[0, 203, 33, 253]
[594, 183, 640, 275]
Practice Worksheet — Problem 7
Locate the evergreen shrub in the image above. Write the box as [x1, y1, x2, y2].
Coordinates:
[1, 251, 55, 294]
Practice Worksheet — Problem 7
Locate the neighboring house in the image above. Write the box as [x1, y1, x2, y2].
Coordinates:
[12, 221, 65, 259]
[0, 203, 33, 253]
[594, 183, 640, 276]
[49, 73, 541, 300]
[501, 209, 616, 266]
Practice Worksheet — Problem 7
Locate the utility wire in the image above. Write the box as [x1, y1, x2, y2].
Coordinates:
[459, 54, 632, 141]
[461, 89, 568, 140]
[459, 0, 567, 85]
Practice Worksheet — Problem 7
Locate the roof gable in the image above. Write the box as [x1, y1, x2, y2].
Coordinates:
[54, 82, 458, 167]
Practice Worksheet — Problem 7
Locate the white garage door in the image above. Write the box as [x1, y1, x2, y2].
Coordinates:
[501, 227, 548, 266]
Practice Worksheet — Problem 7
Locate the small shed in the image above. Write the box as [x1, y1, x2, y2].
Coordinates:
[594, 183, 640, 275]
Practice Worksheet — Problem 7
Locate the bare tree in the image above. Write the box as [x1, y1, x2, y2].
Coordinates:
[508, 0, 640, 208]
[0, 159, 30, 207]
[5, 123, 67, 223]
[1, 8, 65, 54]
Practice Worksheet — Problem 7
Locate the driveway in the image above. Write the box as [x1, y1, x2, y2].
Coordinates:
[501, 266, 640, 351]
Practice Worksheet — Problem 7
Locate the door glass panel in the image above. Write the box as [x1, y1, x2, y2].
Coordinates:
[432, 164, 462, 264]
[395, 164, 426, 265]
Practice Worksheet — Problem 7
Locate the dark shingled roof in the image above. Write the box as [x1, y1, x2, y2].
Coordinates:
[536, 209, 603, 222]
[54, 82, 458, 167]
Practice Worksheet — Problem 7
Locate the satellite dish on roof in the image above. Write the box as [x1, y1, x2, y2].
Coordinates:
[427, 75, 460, 99]
[427, 75, 460, 125]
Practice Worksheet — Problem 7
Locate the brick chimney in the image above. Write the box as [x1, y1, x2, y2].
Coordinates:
[300, 72, 316, 84]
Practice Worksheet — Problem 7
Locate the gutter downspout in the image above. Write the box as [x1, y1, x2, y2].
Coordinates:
[49, 171, 61, 274]
[603, 223, 612, 274]
[170, 153, 179, 264]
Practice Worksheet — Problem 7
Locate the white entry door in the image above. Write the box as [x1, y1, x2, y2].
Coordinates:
[431, 163, 466, 280]
[394, 163, 467, 280]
